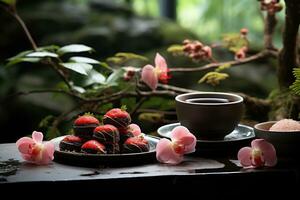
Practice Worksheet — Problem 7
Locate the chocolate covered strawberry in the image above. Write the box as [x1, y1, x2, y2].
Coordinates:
[118, 124, 142, 144]
[122, 136, 149, 153]
[103, 108, 131, 128]
[118, 127, 134, 144]
[59, 135, 83, 152]
[73, 114, 100, 140]
[81, 140, 106, 154]
[93, 125, 120, 154]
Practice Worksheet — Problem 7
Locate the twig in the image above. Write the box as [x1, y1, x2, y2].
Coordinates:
[264, 13, 278, 50]
[170, 50, 277, 72]
[4, 5, 38, 50]
[52, 62, 73, 90]
[130, 97, 147, 116]
[158, 84, 197, 93]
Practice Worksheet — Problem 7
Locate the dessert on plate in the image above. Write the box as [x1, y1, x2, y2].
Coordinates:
[73, 114, 100, 140]
[59, 135, 83, 152]
[122, 136, 150, 153]
[93, 124, 120, 154]
[59, 108, 150, 155]
[81, 140, 106, 154]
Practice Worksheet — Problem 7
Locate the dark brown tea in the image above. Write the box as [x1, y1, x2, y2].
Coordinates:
[185, 98, 229, 104]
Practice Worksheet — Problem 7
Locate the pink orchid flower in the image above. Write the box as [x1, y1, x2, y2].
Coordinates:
[238, 139, 277, 168]
[141, 53, 170, 90]
[156, 126, 197, 165]
[16, 131, 55, 165]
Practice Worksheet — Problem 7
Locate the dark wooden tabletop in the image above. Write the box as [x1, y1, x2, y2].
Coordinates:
[0, 143, 299, 195]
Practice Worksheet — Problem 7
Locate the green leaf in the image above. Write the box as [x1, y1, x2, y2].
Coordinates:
[37, 45, 60, 51]
[26, 51, 58, 58]
[107, 52, 148, 64]
[121, 105, 127, 111]
[105, 69, 123, 86]
[57, 44, 93, 55]
[61, 62, 93, 76]
[55, 82, 69, 91]
[290, 68, 300, 95]
[73, 85, 86, 93]
[6, 57, 41, 66]
[99, 61, 113, 70]
[199, 72, 229, 86]
[215, 63, 231, 72]
[7, 50, 33, 61]
[115, 52, 148, 61]
[222, 33, 249, 53]
[84, 69, 106, 86]
[69, 56, 100, 64]
[167, 44, 184, 55]
[1, 0, 16, 6]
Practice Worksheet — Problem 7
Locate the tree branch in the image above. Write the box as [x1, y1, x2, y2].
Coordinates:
[170, 50, 277, 72]
[130, 97, 147, 116]
[4, 5, 38, 51]
[264, 13, 277, 50]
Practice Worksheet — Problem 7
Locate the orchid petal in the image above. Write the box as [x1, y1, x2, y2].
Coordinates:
[141, 64, 158, 90]
[128, 124, 142, 136]
[184, 138, 196, 154]
[16, 137, 34, 154]
[251, 139, 277, 167]
[237, 147, 252, 167]
[37, 145, 54, 165]
[21, 154, 34, 162]
[155, 53, 167, 70]
[44, 141, 55, 160]
[156, 138, 183, 165]
[170, 126, 196, 154]
[32, 131, 43, 143]
[16, 131, 54, 165]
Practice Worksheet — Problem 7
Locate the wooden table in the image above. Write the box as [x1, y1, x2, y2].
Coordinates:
[0, 143, 299, 196]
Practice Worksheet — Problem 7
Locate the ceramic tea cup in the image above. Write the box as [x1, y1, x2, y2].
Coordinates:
[175, 92, 244, 140]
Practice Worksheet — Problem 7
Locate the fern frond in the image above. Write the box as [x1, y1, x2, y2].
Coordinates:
[290, 68, 300, 95]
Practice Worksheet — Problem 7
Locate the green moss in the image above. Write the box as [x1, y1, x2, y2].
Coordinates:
[268, 88, 295, 120]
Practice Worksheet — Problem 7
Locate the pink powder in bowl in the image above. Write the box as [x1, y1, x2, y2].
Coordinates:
[269, 119, 300, 132]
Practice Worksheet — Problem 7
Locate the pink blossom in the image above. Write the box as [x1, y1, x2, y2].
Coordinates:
[123, 66, 139, 81]
[202, 46, 212, 58]
[156, 126, 196, 165]
[238, 139, 277, 168]
[16, 131, 55, 165]
[235, 46, 248, 60]
[141, 53, 170, 90]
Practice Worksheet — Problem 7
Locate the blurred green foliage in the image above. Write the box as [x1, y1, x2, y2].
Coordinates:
[131, 0, 285, 47]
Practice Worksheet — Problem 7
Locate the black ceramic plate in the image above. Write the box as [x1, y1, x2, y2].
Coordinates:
[157, 123, 255, 156]
[51, 135, 159, 167]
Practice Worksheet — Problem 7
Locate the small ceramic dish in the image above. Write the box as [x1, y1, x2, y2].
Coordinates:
[254, 121, 300, 157]
[51, 135, 159, 167]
